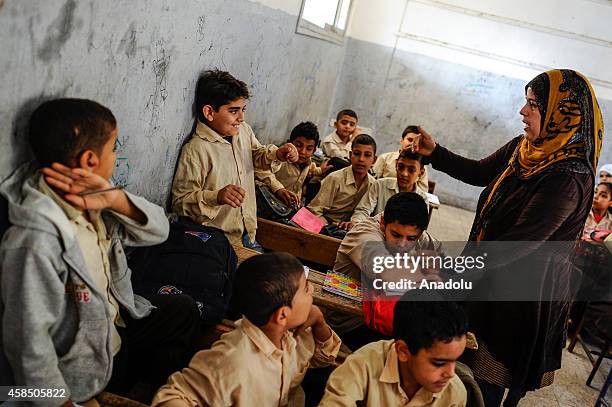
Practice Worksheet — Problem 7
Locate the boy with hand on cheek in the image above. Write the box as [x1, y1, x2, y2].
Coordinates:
[172, 70, 298, 246]
[152, 252, 341, 407]
[0, 99, 199, 406]
[320, 298, 468, 407]
[307, 134, 377, 230]
[256, 121, 330, 207]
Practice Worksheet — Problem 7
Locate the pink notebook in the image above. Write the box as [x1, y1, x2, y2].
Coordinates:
[291, 207, 326, 234]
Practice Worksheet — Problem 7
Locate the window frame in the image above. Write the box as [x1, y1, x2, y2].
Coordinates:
[296, 0, 353, 45]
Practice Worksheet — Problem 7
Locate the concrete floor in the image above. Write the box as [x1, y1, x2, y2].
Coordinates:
[428, 204, 610, 406]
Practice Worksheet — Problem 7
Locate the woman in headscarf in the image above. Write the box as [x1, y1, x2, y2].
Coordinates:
[414, 69, 604, 406]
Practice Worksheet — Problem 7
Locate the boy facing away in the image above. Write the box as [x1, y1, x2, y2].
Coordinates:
[171, 70, 298, 246]
[321, 109, 359, 160]
[373, 125, 429, 192]
[255, 121, 330, 207]
[351, 150, 429, 226]
[307, 134, 377, 229]
[0, 99, 200, 405]
[319, 298, 468, 406]
[152, 252, 341, 407]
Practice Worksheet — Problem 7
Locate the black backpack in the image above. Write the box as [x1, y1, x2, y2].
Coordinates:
[128, 217, 238, 325]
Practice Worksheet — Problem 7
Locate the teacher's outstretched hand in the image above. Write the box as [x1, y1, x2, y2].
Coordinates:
[411, 126, 436, 156]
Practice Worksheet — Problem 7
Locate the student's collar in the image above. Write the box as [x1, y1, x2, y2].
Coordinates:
[38, 176, 85, 222]
[238, 317, 294, 359]
[195, 120, 233, 144]
[379, 341, 441, 404]
[331, 131, 350, 145]
[346, 166, 357, 186]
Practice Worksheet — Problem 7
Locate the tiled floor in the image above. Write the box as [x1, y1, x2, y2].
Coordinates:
[429, 203, 610, 406]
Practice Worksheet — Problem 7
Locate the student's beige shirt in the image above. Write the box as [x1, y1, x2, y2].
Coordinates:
[255, 160, 322, 200]
[319, 340, 467, 407]
[373, 151, 430, 192]
[321, 131, 352, 159]
[39, 178, 123, 356]
[152, 317, 341, 407]
[351, 178, 429, 224]
[307, 166, 374, 224]
[171, 121, 278, 245]
[329, 214, 440, 333]
[334, 214, 440, 281]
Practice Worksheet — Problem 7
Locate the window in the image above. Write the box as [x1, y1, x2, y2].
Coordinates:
[297, 0, 352, 45]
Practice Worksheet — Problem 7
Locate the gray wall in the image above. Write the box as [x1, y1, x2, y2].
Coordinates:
[0, 0, 346, 204]
[332, 38, 612, 210]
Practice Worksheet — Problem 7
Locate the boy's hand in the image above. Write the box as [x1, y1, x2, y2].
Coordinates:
[338, 221, 353, 231]
[276, 188, 299, 208]
[276, 143, 299, 163]
[319, 159, 333, 173]
[295, 304, 332, 342]
[217, 184, 245, 207]
[411, 126, 436, 156]
[42, 163, 121, 211]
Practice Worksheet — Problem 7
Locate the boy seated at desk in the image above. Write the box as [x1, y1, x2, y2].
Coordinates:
[307, 134, 377, 230]
[0, 99, 200, 405]
[321, 109, 359, 160]
[373, 125, 429, 192]
[152, 252, 341, 407]
[330, 192, 441, 348]
[171, 70, 298, 247]
[319, 298, 468, 407]
[255, 121, 330, 207]
[351, 150, 429, 226]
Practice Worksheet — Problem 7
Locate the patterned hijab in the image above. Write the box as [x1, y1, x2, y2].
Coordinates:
[473, 69, 604, 241]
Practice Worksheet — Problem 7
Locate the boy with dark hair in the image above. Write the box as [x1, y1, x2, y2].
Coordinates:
[320, 298, 468, 406]
[0, 99, 200, 405]
[307, 134, 377, 229]
[321, 109, 359, 160]
[172, 69, 299, 246]
[330, 192, 441, 337]
[374, 125, 429, 191]
[153, 252, 341, 407]
[255, 121, 330, 207]
[351, 150, 429, 224]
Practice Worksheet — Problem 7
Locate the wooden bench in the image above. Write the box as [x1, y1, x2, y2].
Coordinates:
[256, 217, 341, 269]
[233, 245, 361, 316]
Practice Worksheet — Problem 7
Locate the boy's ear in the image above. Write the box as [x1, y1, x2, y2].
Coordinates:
[270, 305, 292, 327]
[419, 165, 425, 176]
[379, 216, 386, 231]
[77, 149, 99, 172]
[202, 105, 216, 122]
[395, 340, 412, 362]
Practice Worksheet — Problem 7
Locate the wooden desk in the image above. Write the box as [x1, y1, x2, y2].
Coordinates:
[256, 217, 341, 268]
[234, 245, 361, 316]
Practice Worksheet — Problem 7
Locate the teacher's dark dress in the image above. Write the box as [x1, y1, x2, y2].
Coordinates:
[429, 136, 594, 392]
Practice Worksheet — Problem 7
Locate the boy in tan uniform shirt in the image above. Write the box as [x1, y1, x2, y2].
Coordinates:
[351, 150, 429, 225]
[321, 109, 359, 160]
[171, 70, 298, 246]
[152, 253, 341, 407]
[374, 125, 429, 192]
[255, 121, 329, 207]
[319, 298, 468, 407]
[307, 134, 377, 229]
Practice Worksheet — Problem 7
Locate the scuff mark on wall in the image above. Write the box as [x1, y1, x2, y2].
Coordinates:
[141, 38, 170, 138]
[37, 0, 77, 62]
[118, 22, 137, 59]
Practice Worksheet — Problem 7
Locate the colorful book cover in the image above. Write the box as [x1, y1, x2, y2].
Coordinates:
[323, 271, 362, 302]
